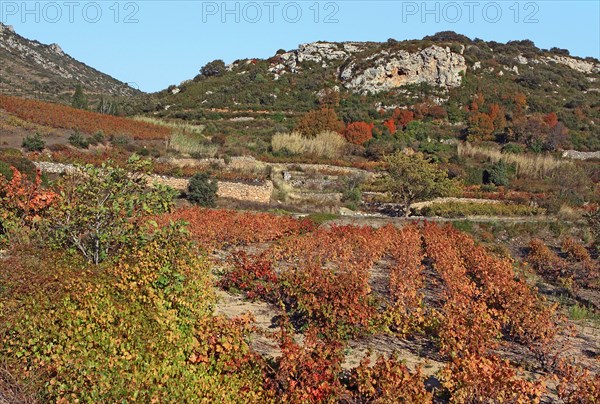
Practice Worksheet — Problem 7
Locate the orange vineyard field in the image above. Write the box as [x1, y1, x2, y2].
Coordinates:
[161, 207, 599, 402]
[0, 95, 171, 140]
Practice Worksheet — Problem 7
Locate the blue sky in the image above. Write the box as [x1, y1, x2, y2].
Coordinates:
[2, 1, 599, 92]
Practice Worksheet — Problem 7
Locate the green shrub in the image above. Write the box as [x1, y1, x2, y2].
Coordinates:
[502, 143, 525, 154]
[187, 172, 218, 207]
[485, 161, 512, 186]
[464, 166, 484, 185]
[93, 131, 106, 144]
[21, 133, 45, 152]
[0, 224, 267, 402]
[68, 132, 90, 149]
[0, 161, 12, 180]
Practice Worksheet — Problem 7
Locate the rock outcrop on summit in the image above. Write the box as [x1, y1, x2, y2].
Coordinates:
[268, 42, 466, 94]
[340, 45, 467, 94]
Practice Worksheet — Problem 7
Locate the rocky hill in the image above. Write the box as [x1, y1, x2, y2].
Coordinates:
[0, 23, 139, 103]
[137, 32, 600, 150]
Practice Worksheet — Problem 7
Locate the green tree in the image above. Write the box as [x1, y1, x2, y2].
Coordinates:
[200, 59, 226, 77]
[187, 172, 218, 207]
[71, 84, 88, 110]
[383, 152, 460, 217]
[46, 156, 177, 264]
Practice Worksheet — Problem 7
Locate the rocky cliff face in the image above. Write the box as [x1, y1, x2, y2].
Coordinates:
[0, 23, 139, 100]
[340, 45, 467, 94]
[269, 42, 467, 94]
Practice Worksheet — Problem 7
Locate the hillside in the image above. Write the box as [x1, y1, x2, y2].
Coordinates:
[137, 32, 600, 151]
[0, 23, 139, 103]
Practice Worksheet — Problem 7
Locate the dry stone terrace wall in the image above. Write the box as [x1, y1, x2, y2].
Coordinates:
[562, 150, 600, 160]
[33, 161, 274, 204]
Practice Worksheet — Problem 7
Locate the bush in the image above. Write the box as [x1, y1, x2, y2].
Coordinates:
[484, 161, 511, 186]
[502, 143, 525, 154]
[187, 172, 218, 207]
[294, 108, 345, 138]
[68, 131, 90, 149]
[200, 59, 226, 77]
[21, 133, 45, 152]
[526, 239, 564, 277]
[344, 122, 374, 145]
[561, 237, 592, 262]
[0, 224, 266, 402]
[46, 156, 177, 264]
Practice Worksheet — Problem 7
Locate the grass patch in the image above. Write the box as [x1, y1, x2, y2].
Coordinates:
[271, 131, 347, 159]
[421, 201, 545, 218]
[568, 303, 600, 322]
[458, 142, 567, 179]
[307, 212, 339, 224]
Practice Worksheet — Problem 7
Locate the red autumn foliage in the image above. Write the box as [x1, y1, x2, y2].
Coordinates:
[344, 121, 374, 145]
[383, 119, 396, 134]
[156, 207, 315, 252]
[543, 112, 559, 128]
[392, 108, 415, 128]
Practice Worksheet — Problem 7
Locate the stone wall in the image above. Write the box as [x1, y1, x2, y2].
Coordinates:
[562, 150, 600, 160]
[34, 161, 273, 204]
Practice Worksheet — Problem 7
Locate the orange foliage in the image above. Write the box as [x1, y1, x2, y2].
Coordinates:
[344, 121, 374, 145]
[543, 112, 559, 128]
[0, 167, 57, 222]
[294, 108, 345, 137]
[156, 207, 315, 252]
[383, 119, 396, 134]
[392, 108, 415, 128]
[467, 112, 495, 141]
[0, 95, 171, 140]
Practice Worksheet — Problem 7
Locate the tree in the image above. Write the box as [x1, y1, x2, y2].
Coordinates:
[344, 121, 374, 145]
[46, 156, 177, 264]
[488, 103, 507, 133]
[97, 96, 119, 115]
[383, 152, 459, 217]
[71, 84, 88, 110]
[392, 109, 415, 129]
[200, 59, 226, 77]
[467, 112, 495, 141]
[187, 172, 218, 207]
[295, 108, 345, 138]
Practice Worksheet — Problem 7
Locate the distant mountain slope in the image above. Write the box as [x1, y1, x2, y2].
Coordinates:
[138, 32, 600, 150]
[0, 23, 139, 103]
